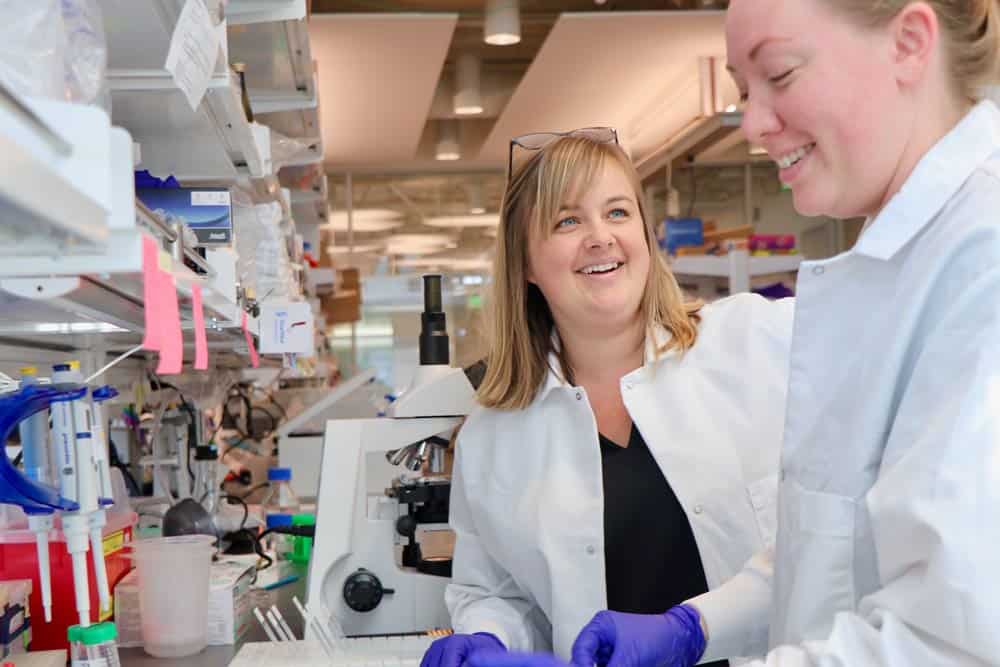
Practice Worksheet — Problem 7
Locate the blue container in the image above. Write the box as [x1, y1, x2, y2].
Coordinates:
[661, 217, 704, 255]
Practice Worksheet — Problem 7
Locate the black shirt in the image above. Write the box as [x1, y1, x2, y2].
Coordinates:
[600, 425, 728, 667]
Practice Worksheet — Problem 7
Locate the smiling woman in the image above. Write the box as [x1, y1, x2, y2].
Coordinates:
[479, 136, 700, 411]
[418, 128, 798, 667]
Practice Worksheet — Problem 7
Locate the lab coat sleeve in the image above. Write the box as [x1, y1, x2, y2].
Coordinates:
[445, 431, 551, 653]
[686, 548, 774, 662]
[744, 258, 1000, 666]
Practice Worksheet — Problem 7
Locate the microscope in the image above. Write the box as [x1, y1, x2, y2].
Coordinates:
[306, 275, 476, 637]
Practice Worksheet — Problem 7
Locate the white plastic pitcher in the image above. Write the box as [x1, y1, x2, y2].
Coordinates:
[129, 535, 215, 658]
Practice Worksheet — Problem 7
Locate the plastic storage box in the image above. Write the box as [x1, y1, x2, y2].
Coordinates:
[0, 510, 136, 650]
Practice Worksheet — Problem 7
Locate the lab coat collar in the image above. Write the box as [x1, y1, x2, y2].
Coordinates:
[854, 100, 1000, 261]
[536, 325, 671, 401]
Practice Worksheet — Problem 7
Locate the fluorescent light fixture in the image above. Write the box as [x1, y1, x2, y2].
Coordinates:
[725, 104, 738, 113]
[327, 242, 384, 254]
[436, 120, 461, 161]
[454, 54, 484, 115]
[485, 0, 521, 45]
[466, 182, 487, 214]
[748, 145, 769, 156]
[34, 322, 128, 334]
[397, 257, 493, 271]
[425, 214, 500, 228]
[322, 208, 404, 231]
[385, 233, 455, 255]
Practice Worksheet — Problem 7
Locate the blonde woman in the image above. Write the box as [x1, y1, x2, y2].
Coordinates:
[475, 1, 1000, 667]
[418, 130, 794, 667]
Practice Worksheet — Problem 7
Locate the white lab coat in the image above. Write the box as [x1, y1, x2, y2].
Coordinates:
[446, 293, 794, 660]
[698, 100, 1000, 666]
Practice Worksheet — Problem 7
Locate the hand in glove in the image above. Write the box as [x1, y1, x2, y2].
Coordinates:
[570, 605, 705, 667]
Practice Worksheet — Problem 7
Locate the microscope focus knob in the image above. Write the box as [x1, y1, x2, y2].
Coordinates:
[343, 569, 390, 612]
[396, 514, 418, 538]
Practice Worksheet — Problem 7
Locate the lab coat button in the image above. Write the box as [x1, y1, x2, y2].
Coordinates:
[575, 391, 583, 400]
[586, 545, 596, 555]
[812, 266, 825, 276]
[624, 382, 633, 391]
[693, 505, 704, 514]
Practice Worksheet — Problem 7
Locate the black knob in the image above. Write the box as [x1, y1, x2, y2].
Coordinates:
[396, 514, 418, 539]
[343, 569, 384, 613]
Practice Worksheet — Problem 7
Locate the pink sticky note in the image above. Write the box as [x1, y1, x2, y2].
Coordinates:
[191, 284, 209, 371]
[155, 271, 184, 375]
[242, 311, 260, 368]
[141, 236, 162, 351]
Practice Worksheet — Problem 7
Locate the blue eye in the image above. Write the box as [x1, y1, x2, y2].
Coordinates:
[609, 208, 629, 219]
[555, 216, 579, 230]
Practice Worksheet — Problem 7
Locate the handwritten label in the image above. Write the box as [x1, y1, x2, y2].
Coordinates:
[164, 0, 222, 111]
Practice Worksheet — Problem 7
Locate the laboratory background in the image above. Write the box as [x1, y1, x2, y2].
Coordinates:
[0, 0, 901, 666]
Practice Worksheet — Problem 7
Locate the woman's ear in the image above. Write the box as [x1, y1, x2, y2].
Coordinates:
[889, 2, 940, 89]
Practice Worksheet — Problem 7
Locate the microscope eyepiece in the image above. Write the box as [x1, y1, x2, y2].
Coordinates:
[420, 274, 449, 365]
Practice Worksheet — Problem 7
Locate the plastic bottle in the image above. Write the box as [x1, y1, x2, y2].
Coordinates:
[264, 513, 294, 560]
[263, 468, 299, 514]
[17, 367, 52, 484]
[79, 622, 121, 667]
[68, 625, 86, 667]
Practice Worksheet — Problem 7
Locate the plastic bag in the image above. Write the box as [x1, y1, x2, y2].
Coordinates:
[0, 0, 66, 99]
[61, 0, 109, 110]
[270, 129, 316, 171]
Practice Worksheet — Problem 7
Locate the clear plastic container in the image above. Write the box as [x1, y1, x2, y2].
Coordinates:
[68, 625, 86, 666]
[128, 536, 214, 658]
[78, 622, 121, 667]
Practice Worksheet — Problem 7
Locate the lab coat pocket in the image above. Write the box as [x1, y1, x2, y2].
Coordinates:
[777, 483, 858, 642]
[747, 473, 779, 548]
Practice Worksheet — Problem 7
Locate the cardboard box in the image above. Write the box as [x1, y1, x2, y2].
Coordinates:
[137, 187, 234, 246]
[114, 559, 256, 648]
[322, 291, 361, 324]
[0, 580, 32, 657]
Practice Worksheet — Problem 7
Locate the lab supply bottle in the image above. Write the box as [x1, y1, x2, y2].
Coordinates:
[264, 513, 294, 560]
[263, 467, 299, 513]
[80, 622, 121, 667]
[68, 625, 85, 667]
[18, 367, 52, 484]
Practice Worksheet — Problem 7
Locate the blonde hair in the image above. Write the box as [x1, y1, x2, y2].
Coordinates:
[477, 137, 702, 411]
[825, 0, 1000, 102]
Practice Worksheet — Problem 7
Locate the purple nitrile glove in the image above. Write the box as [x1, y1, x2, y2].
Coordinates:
[469, 652, 570, 667]
[420, 633, 507, 667]
[570, 605, 706, 667]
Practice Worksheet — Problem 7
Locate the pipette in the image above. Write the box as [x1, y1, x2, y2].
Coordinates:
[88, 386, 118, 615]
[16, 367, 55, 623]
[50, 363, 99, 626]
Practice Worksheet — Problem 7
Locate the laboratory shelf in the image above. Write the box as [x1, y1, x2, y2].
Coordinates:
[0, 89, 113, 254]
[291, 198, 329, 227]
[670, 251, 802, 294]
[228, 17, 316, 113]
[109, 71, 272, 181]
[257, 104, 320, 144]
[281, 166, 328, 206]
[256, 77, 323, 165]
[226, 0, 307, 24]
[99, 0, 227, 77]
[0, 202, 244, 348]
